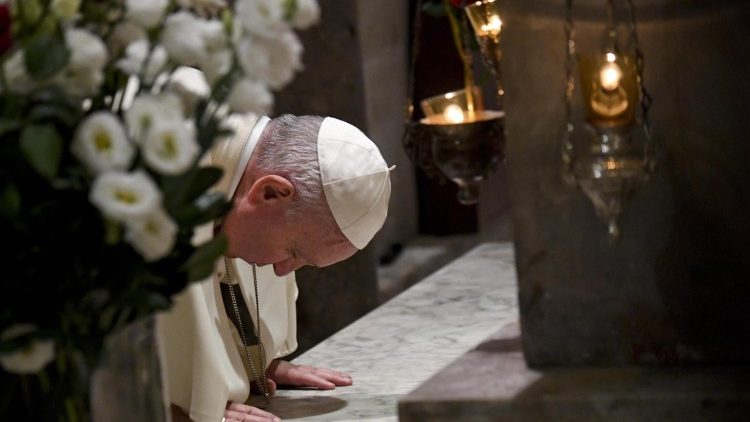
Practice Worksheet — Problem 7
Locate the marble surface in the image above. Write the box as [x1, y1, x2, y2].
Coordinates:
[399, 323, 750, 421]
[270, 242, 519, 421]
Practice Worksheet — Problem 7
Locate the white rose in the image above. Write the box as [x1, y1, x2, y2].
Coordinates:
[167, 67, 210, 115]
[142, 120, 200, 175]
[90, 171, 162, 222]
[72, 112, 134, 174]
[3, 50, 36, 94]
[108, 21, 147, 55]
[236, 30, 302, 89]
[227, 78, 273, 114]
[125, 208, 178, 262]
[176, 0, 227, 17]
[65, 28, 107, 72]
[117, 40, 169, 85]
[234, 0, 286, 37]
[291, 0, 320, 30]
[0, 325, 55, 374]
[125, 93, 183, 143]
[126, 0, 169, 29]
[161, 11, 210, 66]
[201, 48, 232, 85]
[62, 28, 108, 95]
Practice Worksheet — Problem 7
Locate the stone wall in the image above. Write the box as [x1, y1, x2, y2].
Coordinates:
[505, 0, 750, 366]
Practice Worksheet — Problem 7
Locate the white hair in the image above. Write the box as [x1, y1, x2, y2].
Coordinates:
[253, 114, 338, 231]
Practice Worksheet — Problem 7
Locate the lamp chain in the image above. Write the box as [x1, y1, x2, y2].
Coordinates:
[626, 0, 657, 173]
[561, 0, 576, 182]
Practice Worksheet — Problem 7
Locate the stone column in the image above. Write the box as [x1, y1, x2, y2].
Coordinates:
[505, 0, 750, 366]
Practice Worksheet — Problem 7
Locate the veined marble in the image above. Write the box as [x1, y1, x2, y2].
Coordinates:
[270, 242, 519, 421]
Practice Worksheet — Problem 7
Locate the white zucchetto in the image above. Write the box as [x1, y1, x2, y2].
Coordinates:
[317, 117, 392, 249]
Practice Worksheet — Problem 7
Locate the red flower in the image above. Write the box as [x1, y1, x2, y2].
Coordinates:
[0, 5, 12, 55]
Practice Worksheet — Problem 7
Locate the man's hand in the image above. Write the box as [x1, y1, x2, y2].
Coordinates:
[224, 402, 280, 422]
[266, 360, 352, 390]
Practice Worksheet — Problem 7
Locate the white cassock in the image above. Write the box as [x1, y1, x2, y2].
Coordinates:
[157, 114, 298, 422]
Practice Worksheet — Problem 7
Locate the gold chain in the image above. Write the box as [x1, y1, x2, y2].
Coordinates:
[224, 257, 271, 407]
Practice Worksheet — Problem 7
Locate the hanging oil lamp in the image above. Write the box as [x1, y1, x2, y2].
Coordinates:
[561, 0, 657, 240]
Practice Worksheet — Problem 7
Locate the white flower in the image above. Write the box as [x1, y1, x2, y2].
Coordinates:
[236, 30, 302, 89]
[3, 50, 36, 94]
[176, 0, 227, 17]
[108, 20, 147, 54]
[65, 28, 107, 72]
[126, 0, 169, 29]
[142, 120, 200, 175]
[234, 0, 286, 37]
[161, 11, 210, 66]
[62, 28, 108, 95]
[125, 93, 183, 143]
[125, 208, 178, 261]
[51, 0, 81, 20]
[72, 112, 134, 174]
[90, 171, 162, 222]
[0, 325, 55, 374]
[291, 0, 320, 30]
[202, 48, 233, 85]
[167, 67, 210, 115]
[117, 40, 168, 85]
[227, 78, 273, 114]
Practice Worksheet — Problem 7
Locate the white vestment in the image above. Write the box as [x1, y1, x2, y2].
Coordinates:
[157, 114, 298, 422]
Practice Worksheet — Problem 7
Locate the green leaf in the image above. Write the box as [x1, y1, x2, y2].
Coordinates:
[28, 103, 81, 127]
[181, 235, 227, 281]
[20, 124, 63, 180]
[0, 119, 22, 137]
[24, 33, 70, 81]
[283, 0, 297, 20]
[171, 192, 231, 227]
[163, 166, 224, 211]
[0, 184, 20, 219]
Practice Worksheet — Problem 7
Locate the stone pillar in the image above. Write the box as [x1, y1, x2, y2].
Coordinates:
[505, 0, 750, 366]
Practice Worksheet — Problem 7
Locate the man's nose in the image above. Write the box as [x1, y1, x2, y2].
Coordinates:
[273, 259, 304, 277]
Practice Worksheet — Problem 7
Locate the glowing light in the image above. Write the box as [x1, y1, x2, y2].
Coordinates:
[480, 15, 502, 37]
[599, 62, 623, 91]
[606, 52, 616, 63]
[443, 104, 466, 124]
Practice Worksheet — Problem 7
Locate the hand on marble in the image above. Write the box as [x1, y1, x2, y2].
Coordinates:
[266, 360, 353, 390]
[224, 402, 280, 422]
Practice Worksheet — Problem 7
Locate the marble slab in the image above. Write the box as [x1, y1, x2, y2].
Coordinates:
[399, 323, 750, 421]
[270, 243, 519, 421]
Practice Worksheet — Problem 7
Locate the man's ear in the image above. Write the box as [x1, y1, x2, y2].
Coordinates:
[248, 175, 294, 205]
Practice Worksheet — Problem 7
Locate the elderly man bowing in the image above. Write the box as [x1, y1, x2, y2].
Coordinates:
[158, 113, 392, 422]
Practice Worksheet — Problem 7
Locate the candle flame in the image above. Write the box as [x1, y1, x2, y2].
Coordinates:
[480, 15, 502, 37]
[443, 104, 466, 124]
[599, 62, 622, 91]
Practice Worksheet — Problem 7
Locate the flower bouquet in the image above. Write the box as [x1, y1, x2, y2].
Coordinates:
[0, 0, 319, 420]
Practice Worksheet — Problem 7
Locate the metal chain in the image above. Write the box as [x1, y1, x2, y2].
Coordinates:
[625, 0, 656, 173]
[225, 258, 270, 406]
[405, 0, 425, 121]
[561, 0, 576, 181]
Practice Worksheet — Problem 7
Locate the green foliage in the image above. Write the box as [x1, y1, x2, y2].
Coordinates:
[19, 124, 63, 180]
[182, 235, 228, 281]
[24, 33, 70, 81]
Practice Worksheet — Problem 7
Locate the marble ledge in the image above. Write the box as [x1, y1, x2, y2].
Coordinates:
[270, 242, 520, 421]
[399, 322, 750, 422]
